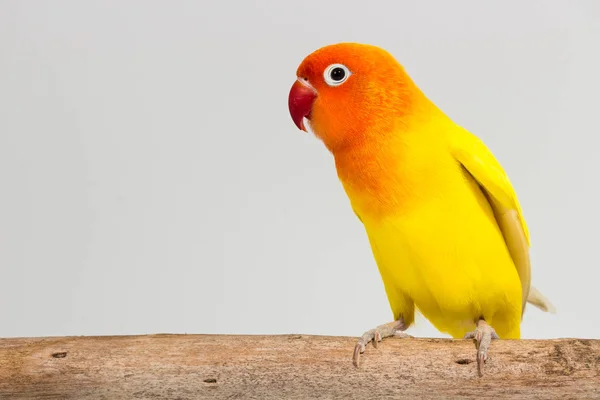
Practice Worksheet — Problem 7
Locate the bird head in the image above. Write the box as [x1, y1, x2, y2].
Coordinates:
[288, 43, 423, 152]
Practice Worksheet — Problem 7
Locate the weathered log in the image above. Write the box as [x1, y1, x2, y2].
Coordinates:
[0, 334, 598, 399]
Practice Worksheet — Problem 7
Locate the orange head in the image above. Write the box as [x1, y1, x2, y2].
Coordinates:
[288, 43, 426, 152]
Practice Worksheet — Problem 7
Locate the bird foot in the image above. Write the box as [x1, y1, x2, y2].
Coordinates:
[463, 319, 499, 377]
[352, 319, 411, 367]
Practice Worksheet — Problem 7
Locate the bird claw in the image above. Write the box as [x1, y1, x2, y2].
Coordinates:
[352, 342, 364, 367]
[352, 320, 410, 367]
[463, 320, 499, 377]
[373, 331, 382, 348]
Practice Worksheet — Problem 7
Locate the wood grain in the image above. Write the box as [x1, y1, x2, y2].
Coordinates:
[0, 334, 599, 399]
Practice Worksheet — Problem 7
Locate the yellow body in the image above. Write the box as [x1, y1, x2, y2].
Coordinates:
[343, 119, 523, 339]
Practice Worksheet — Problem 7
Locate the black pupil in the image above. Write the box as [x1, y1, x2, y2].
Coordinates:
[330, 67, 345, 81]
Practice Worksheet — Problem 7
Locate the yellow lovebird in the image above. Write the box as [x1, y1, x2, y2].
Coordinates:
[287, 43, 555, 377]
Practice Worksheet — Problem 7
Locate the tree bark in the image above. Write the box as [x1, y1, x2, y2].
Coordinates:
[0, 334, 598, 399]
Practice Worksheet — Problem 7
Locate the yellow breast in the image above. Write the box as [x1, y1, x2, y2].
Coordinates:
[337, 132, 522, 339]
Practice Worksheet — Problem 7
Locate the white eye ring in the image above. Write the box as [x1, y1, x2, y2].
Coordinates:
[323, 64, 351, 87]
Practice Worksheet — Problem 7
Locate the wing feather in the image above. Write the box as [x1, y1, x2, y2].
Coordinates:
[450, 127, 554, 314]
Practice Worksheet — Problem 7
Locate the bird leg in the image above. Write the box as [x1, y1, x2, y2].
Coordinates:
[352, 318, 411, 367]
[463, 318, 499, 377]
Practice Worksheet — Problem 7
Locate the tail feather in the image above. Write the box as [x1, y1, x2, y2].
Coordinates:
[527, 286, 556, 314]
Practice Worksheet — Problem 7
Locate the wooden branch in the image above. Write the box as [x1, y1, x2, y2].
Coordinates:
[0, 334, 598, 399]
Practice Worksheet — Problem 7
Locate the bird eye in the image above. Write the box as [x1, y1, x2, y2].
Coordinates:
[323, 64, 351, 87]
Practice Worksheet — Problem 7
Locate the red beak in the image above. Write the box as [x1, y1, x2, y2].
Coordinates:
[288, 79, 316, 132]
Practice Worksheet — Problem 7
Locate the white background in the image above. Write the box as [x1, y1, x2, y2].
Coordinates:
[1, 1, 599, 340]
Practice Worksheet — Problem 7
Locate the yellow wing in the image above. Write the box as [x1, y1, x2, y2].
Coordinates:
[449, 126, 555, 315]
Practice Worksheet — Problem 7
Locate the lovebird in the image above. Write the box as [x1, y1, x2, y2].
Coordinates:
[287, 43, 555, 377]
